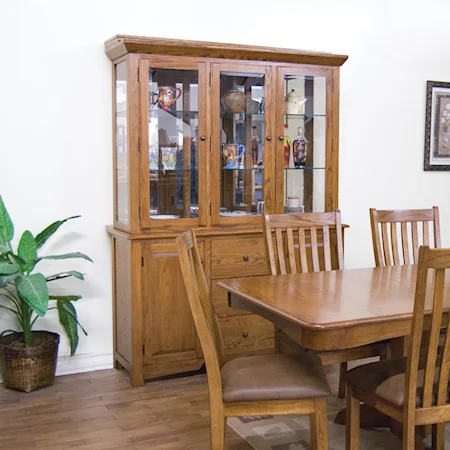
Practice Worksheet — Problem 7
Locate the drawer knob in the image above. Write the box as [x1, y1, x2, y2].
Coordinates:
[243, 255, 249, 261]
[242, 332, 249, 338]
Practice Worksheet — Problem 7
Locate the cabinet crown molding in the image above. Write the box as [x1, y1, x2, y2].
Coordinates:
[104, 34, 348, 66]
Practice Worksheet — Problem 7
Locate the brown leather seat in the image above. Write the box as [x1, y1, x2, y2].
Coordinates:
[222, 353, 331, 403]
[347, 357, 445, 407]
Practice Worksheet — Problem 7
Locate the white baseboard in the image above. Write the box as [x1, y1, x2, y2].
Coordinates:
[0, 352, 114, 383]
[55, 352, 114, 376]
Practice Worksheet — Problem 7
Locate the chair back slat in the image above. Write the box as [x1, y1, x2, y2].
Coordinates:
[310, 227, 320, 272]
[381, 223, 392, 266]
[423, 221, 430, 247]
[176, 230, 225, 384]
[323, 225, 331, 271]
[370, 207, 441, 267]
[286, 228, 297, 275]
[263, 211, 344, 275]
[401, 222, 411, 265]
[390, 222, 400, 265]
[275, 228, 287, 274]
[412, 222, 419, 263]
[422, 270, 445, 408]
[405, 247, 450, 411]
[298, 227, 308, 273]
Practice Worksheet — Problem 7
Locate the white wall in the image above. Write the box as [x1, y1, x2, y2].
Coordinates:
[1, 0, 449, 371]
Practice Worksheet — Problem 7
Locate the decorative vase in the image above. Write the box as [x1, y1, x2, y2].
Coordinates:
[251, 126, 259, 166]
[154, 86, 182, 111]
[283, 124, 291, 167]
[292, 127, 308, 167]
[0, 331, 60, 392]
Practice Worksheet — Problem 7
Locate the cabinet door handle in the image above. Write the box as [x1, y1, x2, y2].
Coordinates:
[266, 136, 272, 141]
[243, 255, 249, 261]
[279, 135, 284, 141]
[200, 135, 206, 141]
[242, 332, 249, 338]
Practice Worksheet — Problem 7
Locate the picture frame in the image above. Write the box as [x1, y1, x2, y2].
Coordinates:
[424, 80, 450, 171]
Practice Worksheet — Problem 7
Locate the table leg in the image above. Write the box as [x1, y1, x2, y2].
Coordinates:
[334, 404, 390, 428]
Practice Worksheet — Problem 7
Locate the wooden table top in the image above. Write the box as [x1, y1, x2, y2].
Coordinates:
[217, 265, 450, 351]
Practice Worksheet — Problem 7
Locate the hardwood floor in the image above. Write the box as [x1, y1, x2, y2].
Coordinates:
[0, 367, 253, 449]
[0, 364, 343, 450]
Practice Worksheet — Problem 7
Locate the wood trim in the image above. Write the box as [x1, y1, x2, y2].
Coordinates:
[105, 35, 348, 67]
[130, 240, 144, 386]
[327, 67, 340, 211]
[127, 54, 141, 233]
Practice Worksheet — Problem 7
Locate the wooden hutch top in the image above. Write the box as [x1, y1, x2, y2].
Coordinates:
[104, 35, 348, 66]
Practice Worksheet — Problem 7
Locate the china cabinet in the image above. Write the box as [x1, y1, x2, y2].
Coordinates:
[105, 35, 347, 386]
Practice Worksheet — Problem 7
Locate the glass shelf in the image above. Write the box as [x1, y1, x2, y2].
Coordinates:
[284, 167, 325, 171]
[149, 167, 198, 173]
[221, 111, 263, 119]
[149, 109, 198, 114]
[284, 113, 326, 118]
[221, 166, 264, 171]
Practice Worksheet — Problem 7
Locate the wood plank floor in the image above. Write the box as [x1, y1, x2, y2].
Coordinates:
[0, 368, 253, 449]
[0, 365, 341, 450]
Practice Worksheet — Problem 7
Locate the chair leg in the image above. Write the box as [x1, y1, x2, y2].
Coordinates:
[338, 362, 347, 398]
[432, 423, 445, 450]
[210, 409, 225, 450]
[402, 420, 415, 450]
[346, 386, 360, 450]
[310, 398, 328, 450]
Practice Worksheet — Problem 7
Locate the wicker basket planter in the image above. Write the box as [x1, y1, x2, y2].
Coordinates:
[0, 331, 59, 392]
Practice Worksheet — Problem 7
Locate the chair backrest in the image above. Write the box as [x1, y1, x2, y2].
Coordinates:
[176, 230, 225, 386]
[370, 207, 441, 267]
[263, 211, 344, 275]
[405, 246, 450, 413]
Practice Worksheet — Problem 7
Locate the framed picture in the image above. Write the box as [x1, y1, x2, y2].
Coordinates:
[424, 80, 450, 170]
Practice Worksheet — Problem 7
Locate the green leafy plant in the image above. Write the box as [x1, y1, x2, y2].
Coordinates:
[0, 195, 92, 355]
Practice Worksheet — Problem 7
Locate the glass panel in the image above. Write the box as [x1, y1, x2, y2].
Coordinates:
[283, 75, 326, 213]
[116, 61, 128, 224]
[148, 68, 198, 220]
[219, 71, 265, 217]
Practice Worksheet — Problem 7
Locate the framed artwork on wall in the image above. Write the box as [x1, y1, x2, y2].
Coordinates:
[424, 80, 450, 171]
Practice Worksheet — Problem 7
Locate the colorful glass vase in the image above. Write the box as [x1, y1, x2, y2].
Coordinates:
[251, 126, 259, 166]
[292, 127, 308, 168]
[283, 124, 291, 168]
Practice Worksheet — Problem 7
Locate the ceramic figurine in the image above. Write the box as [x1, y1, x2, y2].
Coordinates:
[285, 89, 307, 114]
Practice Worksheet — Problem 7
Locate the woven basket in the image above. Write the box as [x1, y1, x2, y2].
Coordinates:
[0, 331, 59, 392]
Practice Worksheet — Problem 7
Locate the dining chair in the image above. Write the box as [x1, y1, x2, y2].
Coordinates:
[263, 211, 387, 399]
[370, 206, 441, 267]
[346, 245, 450, 450]
[176, 230, 331, 450]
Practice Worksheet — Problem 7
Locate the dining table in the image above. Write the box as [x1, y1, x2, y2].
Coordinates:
[217, 264, 450, 431]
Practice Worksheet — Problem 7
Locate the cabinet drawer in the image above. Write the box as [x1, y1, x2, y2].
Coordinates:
[219, 314, 274, 356]
[211, 238, 269, 279]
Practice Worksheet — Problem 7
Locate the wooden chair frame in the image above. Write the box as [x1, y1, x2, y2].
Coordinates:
[176, 230, 329, 450]
[347, 246, 450, 450]
[263, 211, 386, 399]
[370, 207, 441, 267]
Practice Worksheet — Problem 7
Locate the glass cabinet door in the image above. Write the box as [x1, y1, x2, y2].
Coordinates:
[211, 64, 274, 223]
[276, 68, 333, 213]
[140, 60, 206, 227]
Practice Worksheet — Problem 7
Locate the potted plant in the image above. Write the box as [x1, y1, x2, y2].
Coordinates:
[0, 195, 92, 392]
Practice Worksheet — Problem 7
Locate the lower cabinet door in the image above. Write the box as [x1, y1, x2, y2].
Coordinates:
[142, 241, 204, 378]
